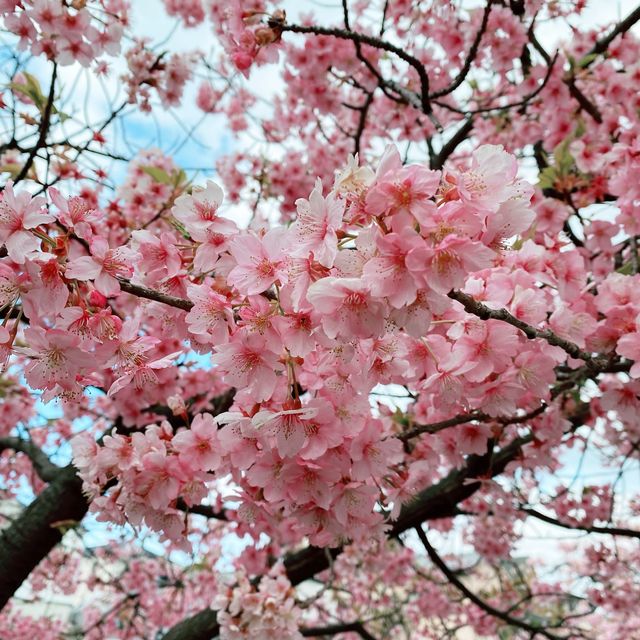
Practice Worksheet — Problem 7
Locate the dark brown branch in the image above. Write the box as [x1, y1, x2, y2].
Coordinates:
[415, 526, 563, 640]
[400, 374, 590, 442]
[35, 99, 130, 196]
[175, 499, 228, 521]
[434, 51, 558, 116]
[301, 621, 378, 639]
[562, 219, 585, 248]
[566, 78, 603, 124]
[587, 4, 640, 60]
[278, 22, 431, 114]
[330, 6, 430, 122]
[431, 118, 474, 170]
[0, 437, 61, 483]
[399, 399, 549, 442]
[529, 29, 602, 123]
[0, 391, 236, 612]
[161, 430, 544, 640]
[0, 465, 87, 611]
[448, 289, 609, 368]
[429, 1, 493, 99]
[353, 90, 374, 155]
[11, 63, 57, 187]
[522, 507, 640, 539]
[117, 279, 193, 311]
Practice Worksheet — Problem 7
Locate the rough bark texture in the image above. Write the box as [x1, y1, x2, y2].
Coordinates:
[0, 464, 88, 610]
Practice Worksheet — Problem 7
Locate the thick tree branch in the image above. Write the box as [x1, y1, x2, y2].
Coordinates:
[160, 429, 548, 640]
[431, 118, 474, 170]
[0, 391, 236, 612]
[0, 464, 87, 611]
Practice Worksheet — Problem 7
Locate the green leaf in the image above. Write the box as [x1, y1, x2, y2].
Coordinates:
[553, 138, 574, 175]
[616, 261, 635, 275]
[577, 52, 598, 68]
[0, 163, 21, 178]
[53, 108, 71, 123]
[538, 166, 558, 191]
[511, 236, 524, 251]
[9, 72, 47, 112]
[185, 560, 210, 573]
[142, 165, 173, 185]
[392, 408, 409, 427]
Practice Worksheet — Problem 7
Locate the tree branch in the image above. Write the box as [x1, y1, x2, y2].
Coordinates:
[522, 507, 640, 539]
[0, 465, 87, 611]
[434, 51, 558, 117]
[431, 118, 474, 170]
[529, 29, 602, 124]
[278, 22, 431, 114]
[11, 62, 57, 187]
[587, 4, 640, 59]
[301, 621, 378, 639]
[117, 279, 193, 311]
[398, 398, 551, 442]
[447, 289, 609, 369]
[0, 391, 237, 612]
[174, 499, 228, 521]
[414, 526, 563, 640]
[160, 429, 548, 640]
[429, 1, 493, 99]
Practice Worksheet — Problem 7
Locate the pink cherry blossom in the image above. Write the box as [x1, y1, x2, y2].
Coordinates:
[185, 283, 233, 344]
[172, 413, 221, 472]
[20, 327, 87, 391]
[211, 334, 283, 402]
[65, 237, 133, 296]
[228, 228, 288, 295]
[0, 181, 53, 263]
[289, 178, 344, 268]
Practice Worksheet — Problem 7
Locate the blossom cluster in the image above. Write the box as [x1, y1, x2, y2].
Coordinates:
[0, 140, 634, 547]
[122, 41, 196, 111]
[5, 0, 640, 636]
[1, 0, 125, 66]
[213, 564, 303, 640]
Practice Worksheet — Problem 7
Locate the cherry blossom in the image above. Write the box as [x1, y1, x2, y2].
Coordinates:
[0, 181, 52, 263]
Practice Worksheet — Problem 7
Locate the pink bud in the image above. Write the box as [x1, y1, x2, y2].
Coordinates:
[231, 50, 254, 72]
[89, 290, 107, 308]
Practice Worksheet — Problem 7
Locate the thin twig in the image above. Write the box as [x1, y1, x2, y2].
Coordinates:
[415, 526, 563, 640]
[11, 63, 58, 187]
